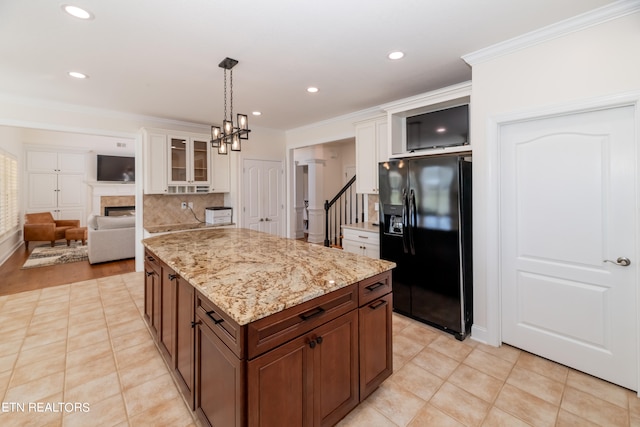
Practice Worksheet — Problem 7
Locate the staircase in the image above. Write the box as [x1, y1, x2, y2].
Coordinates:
[324, 175, 364, 248]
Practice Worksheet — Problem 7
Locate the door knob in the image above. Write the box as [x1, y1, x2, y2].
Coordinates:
[604, 257, 631, 267]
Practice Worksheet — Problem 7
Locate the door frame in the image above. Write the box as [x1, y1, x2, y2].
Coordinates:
[481, 91, 640, 391]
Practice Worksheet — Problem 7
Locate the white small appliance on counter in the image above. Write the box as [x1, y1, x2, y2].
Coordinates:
[205, 207, 232, 225]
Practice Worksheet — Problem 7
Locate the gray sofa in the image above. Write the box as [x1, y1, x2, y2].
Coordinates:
[87, 214, 136, 264]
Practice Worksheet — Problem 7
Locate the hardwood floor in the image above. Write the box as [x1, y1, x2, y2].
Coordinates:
[0, 242, 136, 296]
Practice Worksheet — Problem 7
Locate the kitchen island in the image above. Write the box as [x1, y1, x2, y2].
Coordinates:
[142, 228, 395, 427]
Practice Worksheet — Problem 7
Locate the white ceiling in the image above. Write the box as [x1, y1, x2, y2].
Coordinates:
[0, 0, 617, 131]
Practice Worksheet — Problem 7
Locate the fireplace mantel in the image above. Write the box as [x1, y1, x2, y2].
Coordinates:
[88, 182, 135, 215]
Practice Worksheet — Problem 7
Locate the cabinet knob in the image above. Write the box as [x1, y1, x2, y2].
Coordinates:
[309, 340, 316, 349]
[145, 271, 153, 277]
[316, 336, 323, 345]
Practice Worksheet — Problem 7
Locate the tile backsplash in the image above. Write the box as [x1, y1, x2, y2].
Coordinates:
[368, 194, 379, 224]
[143, 193, 225, 227]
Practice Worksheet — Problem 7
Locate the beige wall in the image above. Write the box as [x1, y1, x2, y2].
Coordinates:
[469, 11, 640, 343]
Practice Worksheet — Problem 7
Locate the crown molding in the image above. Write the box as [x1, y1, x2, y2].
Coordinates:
[380, 81, 472, 115]
[462, 0, 640, 66]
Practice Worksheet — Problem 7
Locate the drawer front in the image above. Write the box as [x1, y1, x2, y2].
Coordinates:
[247, 284, 358, 360]
[359, 271, 392, 306]
[342, 228, 379, 245]
[144, 249, 162, 275]
[196, 291, 246, 359]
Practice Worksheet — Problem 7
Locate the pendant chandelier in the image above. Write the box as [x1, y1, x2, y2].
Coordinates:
[210, 57, 250, 154]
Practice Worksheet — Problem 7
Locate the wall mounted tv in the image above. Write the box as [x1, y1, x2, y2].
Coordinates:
[406, 104, 469, 151]
[97, 155, 135, 182]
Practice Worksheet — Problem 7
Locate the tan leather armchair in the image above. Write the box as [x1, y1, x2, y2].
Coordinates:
[23, 212, 80, 250]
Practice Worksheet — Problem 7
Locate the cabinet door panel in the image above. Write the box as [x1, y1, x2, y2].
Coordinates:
[57, 153, 86, 173]
[359, 293, 393, 400]
[169, 137, 188, 183]
[175, 276, 195, 408]
[57, 174, 84, 207]
[144, 264, 161, 337]
[144, 133, 168, 194]
[196, 321, 245, 427]
[314, 310, 359, 427]
[159, 270, 176, 365]
[192, 139, 209, 183]
[26, 151, 58, 172]
[248, 335, 311, 427]
[210, 150, 230, 192]
[28, 173, 57, 209]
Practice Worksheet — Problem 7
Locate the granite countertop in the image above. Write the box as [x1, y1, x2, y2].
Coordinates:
[341, 222, 380, 233]
[142, 228, 395, 325]
[144, 222, 234, 234]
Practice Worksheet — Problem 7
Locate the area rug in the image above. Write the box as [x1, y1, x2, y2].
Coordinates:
[21, 242, 88, 269]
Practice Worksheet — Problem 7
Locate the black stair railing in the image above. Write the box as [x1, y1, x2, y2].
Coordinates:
[324, 175, 364, 247]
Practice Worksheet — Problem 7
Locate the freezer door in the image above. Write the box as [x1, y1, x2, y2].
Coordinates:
[378, 160, 411, 315]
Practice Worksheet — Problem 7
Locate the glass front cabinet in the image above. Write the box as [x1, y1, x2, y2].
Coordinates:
[168, 136, 210, 192]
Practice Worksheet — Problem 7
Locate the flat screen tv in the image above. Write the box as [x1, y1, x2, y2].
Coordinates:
[97, 155, 135, 182]
[406, 104, 469, 151]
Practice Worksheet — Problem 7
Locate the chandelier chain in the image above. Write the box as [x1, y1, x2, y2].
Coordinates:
[223, 69, 228, 123]
[230, 69, 234, 121]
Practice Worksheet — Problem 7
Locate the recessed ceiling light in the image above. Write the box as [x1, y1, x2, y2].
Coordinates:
[436, 127, 447, 133]
[307, 87, 319, 93]
[68, 71, 88, 79]
[62, 5, 94, 20]
[388, 51, 405, 60]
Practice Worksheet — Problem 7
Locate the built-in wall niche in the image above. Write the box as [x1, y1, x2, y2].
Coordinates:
[382, 81, 471, 158]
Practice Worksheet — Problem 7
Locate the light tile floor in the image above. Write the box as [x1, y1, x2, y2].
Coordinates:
[0, 273, 637, 426]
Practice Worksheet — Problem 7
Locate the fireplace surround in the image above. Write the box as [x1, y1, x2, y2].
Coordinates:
[105, 206, 135, 216]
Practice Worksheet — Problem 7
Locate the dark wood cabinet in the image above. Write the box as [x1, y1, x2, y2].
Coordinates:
[159, 269, 176, 363]
[145, 250, 196, 410]
[175, 275, 195, 408]
[195, 309, 246, 427]
[248, 310, 359, 427]
[142, 247, 393, 427]
[359, 292, 393, 400]
[143, 252, 162, 337]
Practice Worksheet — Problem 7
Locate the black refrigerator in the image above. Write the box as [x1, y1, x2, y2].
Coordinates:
[379, 154, 472, 340]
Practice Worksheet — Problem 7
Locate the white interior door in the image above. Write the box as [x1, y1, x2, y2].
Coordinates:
[243, 159, 283, 236]
[500, 105, 637, 390]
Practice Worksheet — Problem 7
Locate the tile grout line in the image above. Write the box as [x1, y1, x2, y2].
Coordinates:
[99, 275, 132, 426]
[1, 289, 41, 405]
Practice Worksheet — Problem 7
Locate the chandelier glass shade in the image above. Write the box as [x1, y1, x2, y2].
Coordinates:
[210, 57, 250, 154]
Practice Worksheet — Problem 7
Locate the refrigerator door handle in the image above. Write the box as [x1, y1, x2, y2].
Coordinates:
[409, 189, 416, 255]
[402, 189, 410, 254]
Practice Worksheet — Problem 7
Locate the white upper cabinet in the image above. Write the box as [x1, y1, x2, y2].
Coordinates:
[27, 151, 85, 174]
[355, 117, 388, 194]
[142, 128, 230, 194]
[210, 149, 230, 193]
[383, 81, 471, 158]
[143, 130, 168, 194]
[168, 135, 210, 186]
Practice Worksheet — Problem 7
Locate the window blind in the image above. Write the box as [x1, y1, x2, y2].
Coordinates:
[0, 151, 18, 237]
